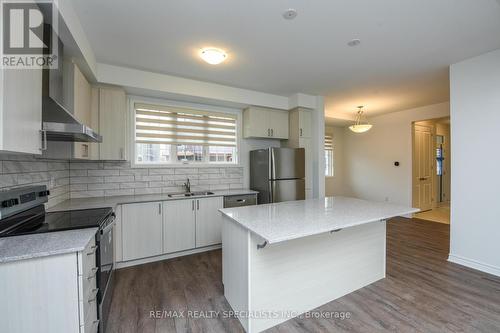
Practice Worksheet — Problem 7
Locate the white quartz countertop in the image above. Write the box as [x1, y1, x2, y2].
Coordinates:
[0, 228, 97, 263]
[219, 196, 419, 244]
[48, 189, 258, 212]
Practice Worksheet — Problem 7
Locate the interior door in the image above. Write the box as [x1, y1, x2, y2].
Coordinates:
[195, 197, 224, 247]
[413, 124, 433, 211]
[163, 199, 196, 253]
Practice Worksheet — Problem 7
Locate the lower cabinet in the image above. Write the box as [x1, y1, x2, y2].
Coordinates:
[122, 201, 163, 261]
[196, 196, 224, 247]
[163, 199, 196, 253]
[0, 238, 98, 333]
[118, 196, 224, 264]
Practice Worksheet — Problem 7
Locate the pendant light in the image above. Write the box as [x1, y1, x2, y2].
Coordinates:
[349, 106, 373, 133]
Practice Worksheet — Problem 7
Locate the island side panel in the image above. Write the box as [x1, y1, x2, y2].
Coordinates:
[248, 221, 387, 333]
[222, 216, 251, 332]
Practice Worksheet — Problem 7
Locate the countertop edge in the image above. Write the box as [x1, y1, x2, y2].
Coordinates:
[219, 205, 419, 245]
[0, 228, 97, 264]
[48, 189, 258, 212]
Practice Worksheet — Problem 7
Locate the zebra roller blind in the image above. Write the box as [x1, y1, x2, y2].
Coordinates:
[134, 103, 237, 147]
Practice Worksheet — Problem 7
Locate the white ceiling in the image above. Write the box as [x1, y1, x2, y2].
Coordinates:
[70, 0, 500, 120]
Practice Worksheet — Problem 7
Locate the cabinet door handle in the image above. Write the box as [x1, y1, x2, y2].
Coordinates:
[86, 245, 98, 256]
[271, 128, 274, 137]
[300, 128, 303, 137]
[197, 200, 200, 210]
[192, 200, 195, 211]
[119, 148, 124, 160]
[267, 128, 270, 137]
[158, 203, 162, 215]
[87, 267, 98, 280]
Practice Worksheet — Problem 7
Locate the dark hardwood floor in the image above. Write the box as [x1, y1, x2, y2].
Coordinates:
[106, 218, 500, 333]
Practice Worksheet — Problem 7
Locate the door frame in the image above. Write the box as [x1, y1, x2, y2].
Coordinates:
[412, 121, 436, 211]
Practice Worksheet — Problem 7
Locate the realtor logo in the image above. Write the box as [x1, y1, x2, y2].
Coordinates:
[1, 0, 58, 68]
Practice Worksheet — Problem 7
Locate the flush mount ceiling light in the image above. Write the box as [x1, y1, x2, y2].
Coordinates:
[200, 48, 227, 65]
[283, 8, 298, 20]
[349, 106, 373, 133]
[347, 39, 361, 47]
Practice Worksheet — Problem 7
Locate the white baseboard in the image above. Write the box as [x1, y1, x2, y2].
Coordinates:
[448, 254, 500, 277]
[116, 244, 222, 269]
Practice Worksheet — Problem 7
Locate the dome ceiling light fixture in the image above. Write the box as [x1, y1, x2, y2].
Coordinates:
[283, 8, 298, 20]
[199, 47, 227, 65]
[349, 106, 373, 133]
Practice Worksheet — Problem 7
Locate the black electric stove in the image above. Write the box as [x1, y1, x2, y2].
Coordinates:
[0, 205, 113, 237]
[0, 185, 116, 333]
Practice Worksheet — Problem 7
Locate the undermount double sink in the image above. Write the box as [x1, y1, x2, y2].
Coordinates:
[167, 191, 215, 198]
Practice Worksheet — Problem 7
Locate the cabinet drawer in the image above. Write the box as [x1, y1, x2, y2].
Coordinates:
[223, 194, 257, 208]
[78, 237, 97, 277]
[78, 273, 98, 327]
[80, 299, 98, 333]
[78, 273, 97, 306]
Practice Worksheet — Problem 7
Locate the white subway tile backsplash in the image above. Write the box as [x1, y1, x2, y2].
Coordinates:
[70, 169, 88, 177]
[134, 187, 162, 195]
[72, 190, 105, 198]
[88, 169, 121, 177]
[0, 174, 18, 187]
[198, 168, 220, 174]
[104, 189, 134, 196]
[2, 161, 48, 173]
[70, 184, 88, 191]
[120, 182, 149, 189]
[149, 168, 175, 175]
[71, 176, 104, 184]
[87, 183, 120, 191]
[0, 154, 70, 208]
[68, 160, 244, 199]
[0, 155, 244, 202]
[70, 162, 103, 170]
[104, 175, 135, 183]
[174, 168, 198, 175]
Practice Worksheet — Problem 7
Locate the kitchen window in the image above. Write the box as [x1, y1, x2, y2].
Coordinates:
[325, 135, 334, 177]
[133, 103, 238, 165]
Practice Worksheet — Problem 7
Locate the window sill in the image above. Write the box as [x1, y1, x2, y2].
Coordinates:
[131, 163, 242, 169]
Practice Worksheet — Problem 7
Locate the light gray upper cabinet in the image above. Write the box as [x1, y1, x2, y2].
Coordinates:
[97, 87, 127, 160]
[63, 61, 93, 159]
[0, 68, 43, 154]
[243, 106, 289, 139]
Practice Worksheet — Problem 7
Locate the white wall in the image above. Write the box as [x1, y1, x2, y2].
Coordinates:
[448, 48, 500, 277]
[342, 102, 450, 206]
[325, 126, 345, 196]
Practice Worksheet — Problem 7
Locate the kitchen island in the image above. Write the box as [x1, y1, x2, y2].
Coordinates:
[219, 196, 418, 333]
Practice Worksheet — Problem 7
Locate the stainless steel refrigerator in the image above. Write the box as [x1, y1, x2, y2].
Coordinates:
[250, 147, 305, 204]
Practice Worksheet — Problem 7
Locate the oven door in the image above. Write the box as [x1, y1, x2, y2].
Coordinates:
[97, 213, 115, 332]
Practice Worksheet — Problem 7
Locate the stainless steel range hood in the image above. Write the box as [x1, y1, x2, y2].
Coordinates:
[42, 37, 102, 143]
[42, 96, 102, 142]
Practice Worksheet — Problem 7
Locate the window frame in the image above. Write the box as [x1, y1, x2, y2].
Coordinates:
[324, 135, 334, 177]
[129, 96, 242, 168]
